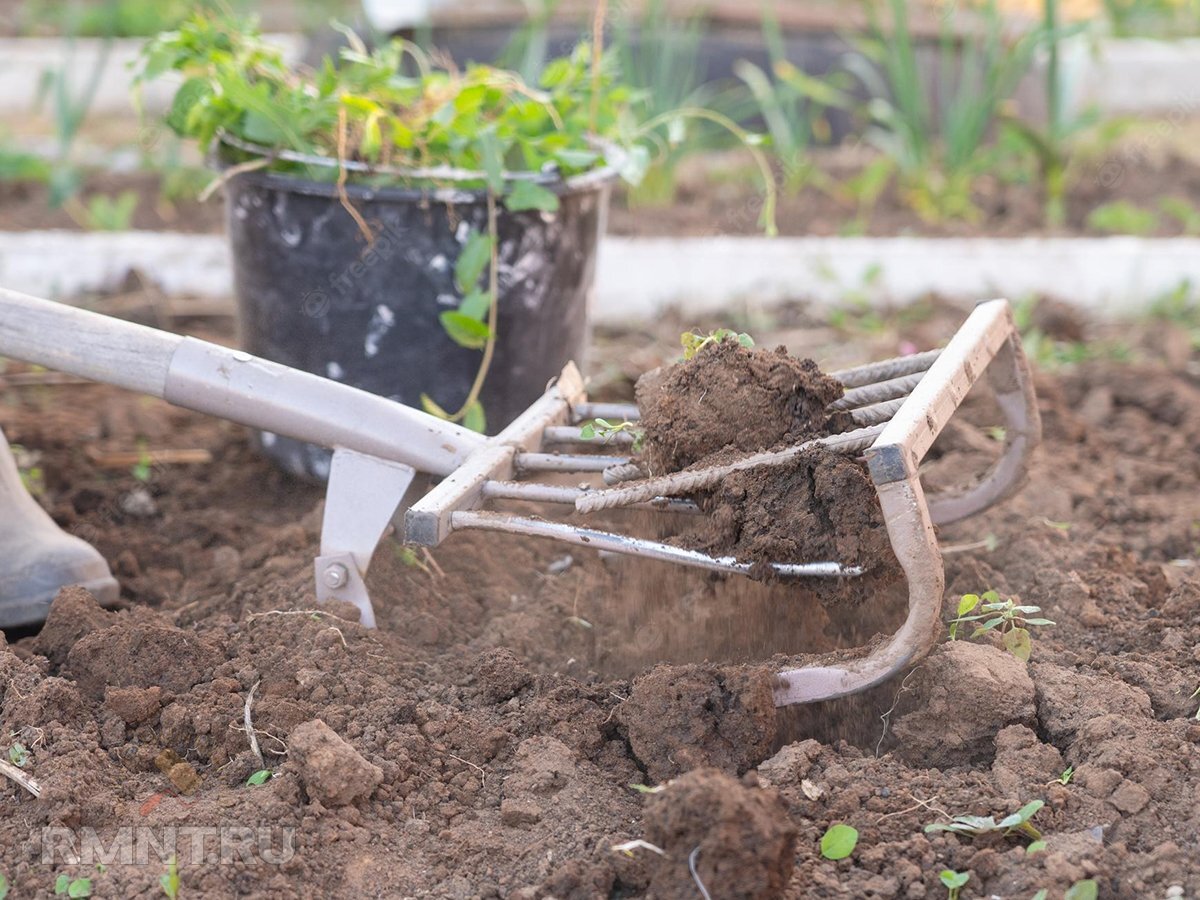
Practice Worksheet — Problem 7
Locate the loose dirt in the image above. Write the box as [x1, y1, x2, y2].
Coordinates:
[1, 301, 1198, 898]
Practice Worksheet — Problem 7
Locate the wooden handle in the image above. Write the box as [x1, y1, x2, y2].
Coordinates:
[0, 288, 182, 397]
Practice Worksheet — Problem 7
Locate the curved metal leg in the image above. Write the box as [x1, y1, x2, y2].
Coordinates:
[927, 332, 1042, 527]
[772, 299, 1037, 707]
[773, 470, 944, 706]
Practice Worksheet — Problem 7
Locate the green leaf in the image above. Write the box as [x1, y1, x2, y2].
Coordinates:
[555, 148, 600, 170]
[1033, 892, 1049, 900]
[579, 423, 597, 440]
[68, 879, 92, 899]
[1003, 627, 1033, 661]
[463, 400, 487, 435]
[819, 823, 858, 860]
[505, 180, 560, 213]
[1065, 880, 1098, 900]
[981, 590, 1000, 602]
[956, 594, 981, 617]
[440, 311, 492, 350]
[1026, 839, 1047, 854]
[165, 76, 212, 135]
[57, 875, 69, 895]
[478, 130, 505, 194]
[1023, 618, 1056, 627]
[459, 289, 493, 322]
[246, 769, 272, 786]
[0, 872, 8, 900]
[454, 230, 493, 293]
[939, 870, 969, 889]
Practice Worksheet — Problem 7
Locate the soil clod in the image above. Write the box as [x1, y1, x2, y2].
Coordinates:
[288, 718, 384, 807]
[619, 664, 777, 783]
[643, 767, 796, 900]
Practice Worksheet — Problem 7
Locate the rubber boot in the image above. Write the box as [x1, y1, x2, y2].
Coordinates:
[0, 428, 118, 628]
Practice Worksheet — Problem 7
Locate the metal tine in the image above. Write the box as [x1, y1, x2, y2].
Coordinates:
[572, 402, 640, 423]
[831, 348, 941, 388]
[832, 371, 926, 411]
[543, 425, 637, 446]
[516, 452, 630, 473]
[848, 397, 906, 427]
[452, 510, 864, 578]
[482, 479, 701, 513]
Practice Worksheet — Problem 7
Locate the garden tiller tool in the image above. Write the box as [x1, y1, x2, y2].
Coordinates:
[0, 290, 1039, 708]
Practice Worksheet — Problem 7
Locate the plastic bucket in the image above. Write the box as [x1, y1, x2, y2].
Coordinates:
[222, 161, 615, 480]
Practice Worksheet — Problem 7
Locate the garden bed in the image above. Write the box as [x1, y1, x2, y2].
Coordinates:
[0, 299, 1197, 897]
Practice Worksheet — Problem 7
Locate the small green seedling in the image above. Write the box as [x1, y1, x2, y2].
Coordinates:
[131, 444, 154, 483]
[680, 328, 754, 360]
[1056, 766, 1075, 785]
[1064, 880, 1098, 900]
[7, 743, 29, 768]
[0, 872, 9, 900]
[939, 870, 969, 900]
[160, 856, 180, 899]
[925, 799, 1044, 842]
[579, 418, 645, 452]
[1027, 839, 1048, 854]
[819, 823, 858, 860]
[54, 875, 92, 898]
[246, 769, 273, 786]
[948, 590, 1054, 661]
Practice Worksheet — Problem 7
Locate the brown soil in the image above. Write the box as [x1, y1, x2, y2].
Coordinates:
[1, 300, 1199, 898]
[6, 133, 1200, 238]
[635, 340, 848, 474]
[635, 339, 895, 590]
[0, 171, 226, 234]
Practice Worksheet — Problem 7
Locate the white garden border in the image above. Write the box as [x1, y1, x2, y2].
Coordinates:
[0, 231, 1195, 323]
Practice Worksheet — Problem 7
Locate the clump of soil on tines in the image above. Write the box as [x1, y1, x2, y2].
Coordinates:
[634, 338, 897, 585]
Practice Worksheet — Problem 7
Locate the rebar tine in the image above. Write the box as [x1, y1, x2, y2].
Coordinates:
[574, 423, 887, 514]
[831, 349, 941, 388]
[482, 480, 700, 513]
[831, 371, 926, 411]
[848, 398, 905, 427]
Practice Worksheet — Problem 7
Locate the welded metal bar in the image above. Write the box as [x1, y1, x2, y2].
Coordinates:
[451, 510, 863, 578]
[831, 371, 925, 411]
[481, 480, 701, 513]
[831, 349, 941, 389]
[516, 452, 630, 473]
[543, 425, 637, 446]
[572, 402, 641, 422]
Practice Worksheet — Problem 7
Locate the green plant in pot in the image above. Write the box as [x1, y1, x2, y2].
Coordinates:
[137, 14, 760, 480]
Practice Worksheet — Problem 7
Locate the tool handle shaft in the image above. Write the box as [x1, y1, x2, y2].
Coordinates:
[0, 287, 182, 396]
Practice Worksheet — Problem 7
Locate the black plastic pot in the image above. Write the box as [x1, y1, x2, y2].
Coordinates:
[223, 160, 615, 481]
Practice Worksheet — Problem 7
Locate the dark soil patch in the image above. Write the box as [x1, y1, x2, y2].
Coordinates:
[0, 303, 1198, 897]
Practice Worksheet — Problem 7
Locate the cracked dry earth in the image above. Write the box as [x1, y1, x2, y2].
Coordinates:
[0, 305, 1198, 899]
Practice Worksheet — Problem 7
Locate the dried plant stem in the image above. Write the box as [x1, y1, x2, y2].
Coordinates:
[0, 758, 42, 798]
